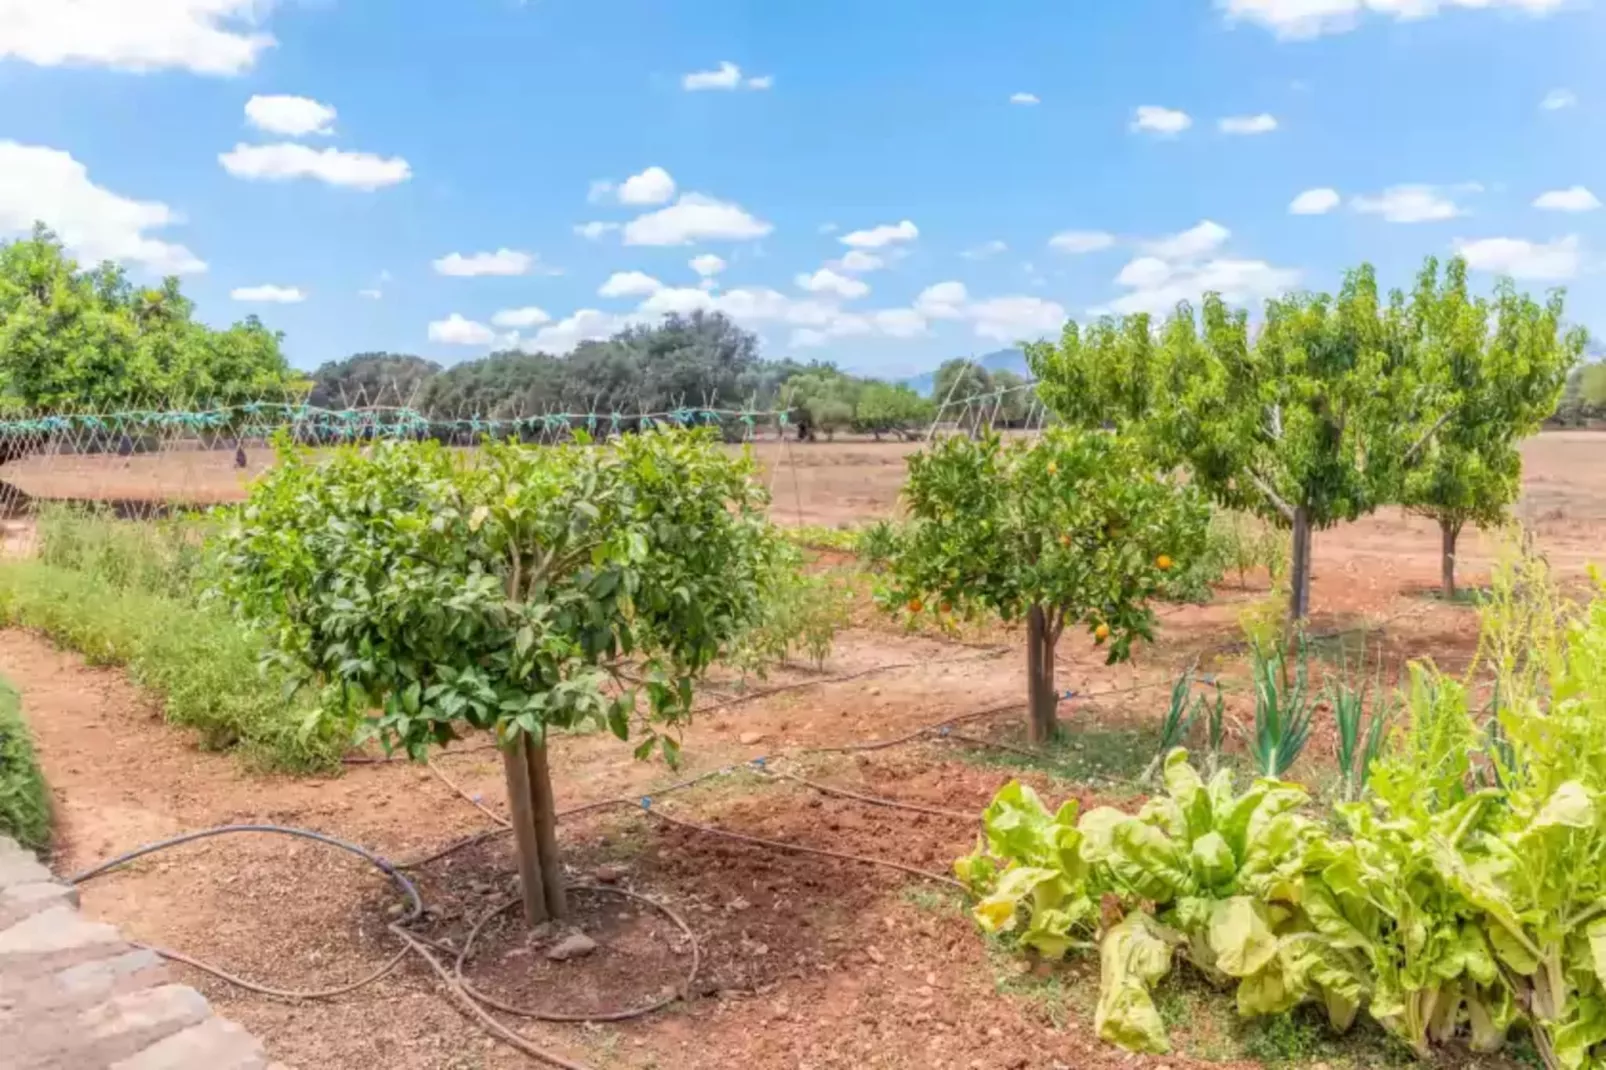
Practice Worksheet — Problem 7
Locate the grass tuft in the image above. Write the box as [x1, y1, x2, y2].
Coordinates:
[0, 678, 50, 851]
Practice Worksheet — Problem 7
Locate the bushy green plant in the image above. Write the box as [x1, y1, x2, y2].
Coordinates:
[0, 560, 340, 770]
[0, 678, 49, 850]
[35, 503, 218, 601]
[729, 561, 850, 673]
[1249, 637, 1315, 778]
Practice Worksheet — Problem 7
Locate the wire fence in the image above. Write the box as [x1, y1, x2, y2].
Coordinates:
[0, 372, 1046, 531]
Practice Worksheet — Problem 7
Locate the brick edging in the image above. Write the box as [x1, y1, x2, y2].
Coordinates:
[0, 834, 290, 1070]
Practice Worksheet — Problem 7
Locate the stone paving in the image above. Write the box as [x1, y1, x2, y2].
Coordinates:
[0, 835, 288, 1070]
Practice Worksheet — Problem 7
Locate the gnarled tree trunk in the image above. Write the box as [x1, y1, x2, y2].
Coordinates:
[1441, 518, 1462, 600]
[502, 733, 568, 924]
[1026, 604, 1058, 744]
[1289, 507, 1313, 621]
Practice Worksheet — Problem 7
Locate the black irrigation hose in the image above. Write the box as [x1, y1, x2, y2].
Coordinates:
[455, 885, 701, 1023]
[70, 825, 424, 1001]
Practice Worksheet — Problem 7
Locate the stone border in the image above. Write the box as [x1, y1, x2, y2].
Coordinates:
[0, 834, 289, 1069]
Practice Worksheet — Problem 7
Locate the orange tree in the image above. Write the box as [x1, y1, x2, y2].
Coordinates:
[882, 428, 1209, 743]
[217, 428, 790, 925]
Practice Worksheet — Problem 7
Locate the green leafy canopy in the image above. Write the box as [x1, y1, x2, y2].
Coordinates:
[218, 428, 791, 762]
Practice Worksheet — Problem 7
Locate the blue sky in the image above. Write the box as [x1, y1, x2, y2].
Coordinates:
[1, 0, 1603, 378]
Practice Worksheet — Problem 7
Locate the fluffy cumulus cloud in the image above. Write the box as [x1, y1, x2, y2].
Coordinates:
[1456, 235, 1581, 280]
[916, 281, 970, 320]
[490, 307, 551, 329]
[616, 166, 676, 206]
[0, 0, 275, 75]
[433, 248, 536, 277]
[689, 253, 727, 277]
[524, 309, 631, 353]
[574, 221, 619, 241]
[795, 268, 869, 299]
[1010, 92, 1040, 105]
[0, 141, 205, 274]
[244, 94, 336, 137]
[1534, 186, 1601, 212]
[1289, 187, 1341, 215]
[598, 270, 664, 297]
[1101, 220, 1299, 317]
[1351, 185, 1461, 223]
[1131, 105, 1192, 136]
[962, 239, 1008, 260]
[622, 194, 772, 246]
[905, 281, 1066, 342]
[231, 284, 304, 303]
[682, 61, 772, 91]
[1542, 88, 1578, 111]
[1219, 113, 1278, 135]
[429, 313, 496, 346]
[219, 143, 411, 190]
[831, 250, 885, 273]
[1221, 0, 1571, 40]
[1048, 230, 1116, 254]
[840, 220, 919, 249]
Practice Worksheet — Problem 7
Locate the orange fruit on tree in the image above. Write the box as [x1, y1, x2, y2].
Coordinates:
[939, 601, 952, 614]
[1156, 554, 1173, 571]
[1058, 534, 1071, 548]
[908, 598, 924, 614]
[1095, 623, 1110, 641]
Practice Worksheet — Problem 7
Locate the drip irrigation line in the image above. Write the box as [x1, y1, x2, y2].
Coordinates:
[690, 645, 1008, 716]
[640, 806, 964, 891]
[455, 885, 701, 1023]
[762, 769, 975, 821]
[429, 757, 512, 829]
[69, 825, 424, 1001]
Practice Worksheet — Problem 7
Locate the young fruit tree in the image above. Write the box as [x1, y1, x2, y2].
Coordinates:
[882, 429, 1209, 743]
[1030, 264, 1452, 620]
[1398, 257, 1583, 598]
[219, 429, 790, 925]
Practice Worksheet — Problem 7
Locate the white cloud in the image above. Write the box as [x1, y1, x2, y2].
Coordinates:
[616, 166, 676, 206]
[968, 296, 1066, 341]
[1219, 113, 1278, 135]
[525, 309, 630, 353]
[429, 313, 496, 346]
[0, 141, 205, 274]
[231, 284, 304, 303]
[1221, 0, 1572, 40]
[1048, 230, 1116, 254]
[1534, 186, 1601, 212]
[245, 95, 335, 137]
[574, 221, 619, 240]
[433, 248, 536, 277]
[1352, 185, 1462, 223]
[1010, 92, 1040, 105]
[683, 61, 771, 91]
[490, 306, 551, 328]
[1099, 220, 1300, 317]
[1456, 235, 1581, 280]
[841, 220, 919, 249]
[689, 253, 727, 277]
[1541, 88, 1578, 111]
[622, 193, 772, 246]
[1131, 105, 1192, 136]
[219, 143, 411, 190]
[796, 268, 869, 299]
[599, 270, 664, 298]
[1104, 257, 1302, 317]
[1289, 187, 1341, 215]
[1143, 220, 1231, 260]
[962, 239, 1008, 260]
[916, 281, 969, 319]
[873, 308, 927, 337]
[832, 249, 884, 273]
[0, 0, 275, 75]
[359, 288, 382, 300]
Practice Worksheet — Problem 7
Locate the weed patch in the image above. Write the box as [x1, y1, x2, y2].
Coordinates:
[0, 678, 49, 850]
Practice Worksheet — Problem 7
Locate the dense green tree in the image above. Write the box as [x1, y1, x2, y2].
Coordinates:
[854, 381, 933, 440]
[1032, 263, 1451, 620]
[1399, 258, 1584, 597]
[0, 224, 296, 409]
[308, 353, 441, 409]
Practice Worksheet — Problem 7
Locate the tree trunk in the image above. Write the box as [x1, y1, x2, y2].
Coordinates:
[1289, 507, 1312, 621]
[1026, 604, 1057, 744]
[1441, 519, 1461, 601]
[501, 733, 568, 925]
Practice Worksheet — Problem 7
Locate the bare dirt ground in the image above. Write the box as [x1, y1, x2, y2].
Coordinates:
[5, 431, 1603, 1070]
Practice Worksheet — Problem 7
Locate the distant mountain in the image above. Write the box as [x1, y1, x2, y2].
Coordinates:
[903, 348, 1028, 397]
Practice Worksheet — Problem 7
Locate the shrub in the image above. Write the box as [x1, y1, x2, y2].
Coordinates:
[0, 678, 49, 851]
